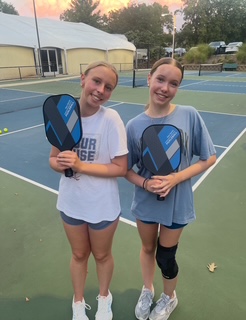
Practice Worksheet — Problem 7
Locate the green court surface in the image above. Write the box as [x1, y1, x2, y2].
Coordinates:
[1, 131, 245, 320]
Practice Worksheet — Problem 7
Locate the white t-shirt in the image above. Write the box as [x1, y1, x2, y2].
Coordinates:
[57, 106, 128, 223]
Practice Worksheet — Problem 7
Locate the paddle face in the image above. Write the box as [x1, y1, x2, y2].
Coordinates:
[43, 94, 82, 177]
[142, 124, 181, 200]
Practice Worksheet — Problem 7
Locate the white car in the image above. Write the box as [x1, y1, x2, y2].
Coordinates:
[225, 42, 243, 54]
[175, 48, 186, 56]
[164, 47, 173, 57]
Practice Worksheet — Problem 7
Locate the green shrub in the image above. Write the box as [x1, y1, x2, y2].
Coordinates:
[224, 57, 237, 63]
[197, 44, 214, 58]
[236, 44, 246, 64]
[183, 44, 214, 64]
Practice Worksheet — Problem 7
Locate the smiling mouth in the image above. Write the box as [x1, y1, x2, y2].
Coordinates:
[91, 94, 102, 101]
[156, 92, 168, 99]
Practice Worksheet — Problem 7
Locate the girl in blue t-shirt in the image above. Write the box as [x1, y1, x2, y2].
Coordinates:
[126, 58, 216, 320]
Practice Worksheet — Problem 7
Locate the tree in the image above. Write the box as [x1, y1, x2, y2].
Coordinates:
[0, 0, 19, 14]
[181, 0, 246, 47]
[105, 3, 171, 48]
[60, 0, 102, 28]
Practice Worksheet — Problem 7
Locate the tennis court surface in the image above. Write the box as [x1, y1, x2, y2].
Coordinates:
[0, 70, 246, 320]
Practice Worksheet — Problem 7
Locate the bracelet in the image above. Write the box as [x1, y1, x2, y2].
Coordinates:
[142, 178, 149, 190]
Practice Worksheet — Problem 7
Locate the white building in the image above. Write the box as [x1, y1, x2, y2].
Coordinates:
[0, 13, 136, 79]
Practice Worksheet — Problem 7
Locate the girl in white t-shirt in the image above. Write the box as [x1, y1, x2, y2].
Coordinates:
[49, 61, 128, 320]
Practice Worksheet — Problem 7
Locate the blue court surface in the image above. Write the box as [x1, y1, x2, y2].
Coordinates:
[0, 83, 245, 221]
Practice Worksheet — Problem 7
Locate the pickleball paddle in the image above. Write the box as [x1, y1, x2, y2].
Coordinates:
[142, 124, 181, 200]
[43, 94, 82, 177]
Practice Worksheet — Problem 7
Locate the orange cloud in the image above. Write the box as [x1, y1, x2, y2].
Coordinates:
[26, 0, 183, 18]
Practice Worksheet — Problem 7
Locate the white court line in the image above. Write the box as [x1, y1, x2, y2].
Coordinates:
[108, 102, 124, 108]
[192, 128, 246, 191]
[179, 88, 246, 95]
[0, 94, 45, 104]
[179, 79, 209, 88]
[0, 166, 137, 227]
[0, 102, 123, 138]
[0, 124, 43, 137]
[0, 76, 80, 88]
[0, 167, 58, 194]
[198, 109, 246, 117]
[214, 144, 227, 149]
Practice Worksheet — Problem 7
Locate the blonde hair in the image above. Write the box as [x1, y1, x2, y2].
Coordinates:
[150, 57, 184, 82]
[84, 61, 119, 88]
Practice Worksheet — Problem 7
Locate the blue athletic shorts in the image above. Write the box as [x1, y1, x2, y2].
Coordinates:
[60, 211, 119, 230]
[141, 220, 187, 229]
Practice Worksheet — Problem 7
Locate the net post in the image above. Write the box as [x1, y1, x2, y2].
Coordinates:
[198, 64, 202, 76]
[132, 69, 136, 88]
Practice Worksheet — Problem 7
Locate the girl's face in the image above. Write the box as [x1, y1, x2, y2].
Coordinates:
[81, 66, 117, 114]
[148, 64, 182, 108]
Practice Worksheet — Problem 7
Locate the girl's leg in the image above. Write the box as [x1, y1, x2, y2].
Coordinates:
[89, 218, 119, 296]
[62, 222, 91, 302]
[136, 219, 159, 291]
[158, 226, 184, 298]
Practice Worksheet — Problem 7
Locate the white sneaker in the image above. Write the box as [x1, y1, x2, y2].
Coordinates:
[149, 291, 178, 320]
[135, 286, 154, 320]
[72, 296, 91, 320]
[95, 291, 113, 320]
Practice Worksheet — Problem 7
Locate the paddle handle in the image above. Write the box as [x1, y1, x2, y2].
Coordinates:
[65, 168, 74, 177]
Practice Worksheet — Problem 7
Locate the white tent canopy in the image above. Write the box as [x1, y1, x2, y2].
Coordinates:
[0, 13, 136, 52]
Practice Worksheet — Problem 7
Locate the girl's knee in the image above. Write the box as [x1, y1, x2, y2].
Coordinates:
[72, 250, 90, 262]
[142, 244, 156, 255]
[93, 251, 112, 263]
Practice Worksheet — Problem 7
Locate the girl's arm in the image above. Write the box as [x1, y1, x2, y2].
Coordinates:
[125, 154, 216, 195]
[49, 146, 67, 173]
[152, 154, 217, 197]
[170, 155, 216, 183]
[51, 149, 128, 177]
[125, 168, 162, 190]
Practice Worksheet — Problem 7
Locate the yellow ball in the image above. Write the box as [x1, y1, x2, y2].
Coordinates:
[3, 128, 8, 133]
[0, 130, 2, 134]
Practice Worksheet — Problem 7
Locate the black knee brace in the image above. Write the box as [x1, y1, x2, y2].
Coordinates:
[156, 240, 179, 280]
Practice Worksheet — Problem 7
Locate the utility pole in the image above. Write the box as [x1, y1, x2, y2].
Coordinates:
[33, 0, 43, 76]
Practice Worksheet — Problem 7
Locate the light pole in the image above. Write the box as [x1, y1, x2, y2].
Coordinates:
[171, 14, 176, 58]
[33, 0, 43, 76]
[162, 13, 176, 58]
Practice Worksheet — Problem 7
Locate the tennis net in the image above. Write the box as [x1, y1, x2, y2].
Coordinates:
[132, 68, 151, 88]
[198, 63, 223, 76]
[0, 76, 82, 115]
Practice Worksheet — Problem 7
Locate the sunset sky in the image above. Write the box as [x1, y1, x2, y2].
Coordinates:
[9, 0, 183, 19]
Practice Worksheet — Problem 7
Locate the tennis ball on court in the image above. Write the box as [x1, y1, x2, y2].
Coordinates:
[0, 130, 2, 134]
[3, 128, 8, 133]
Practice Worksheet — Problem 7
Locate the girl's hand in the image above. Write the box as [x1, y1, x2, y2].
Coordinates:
[147, 173, 179, 197]
[56, 150, 81, 172]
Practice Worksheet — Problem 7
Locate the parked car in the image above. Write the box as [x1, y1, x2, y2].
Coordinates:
[164, 47, 173, 57]
[208, 41, 226, 54]
[174, 47, 186, 56]
[225, 42, 243, 54]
